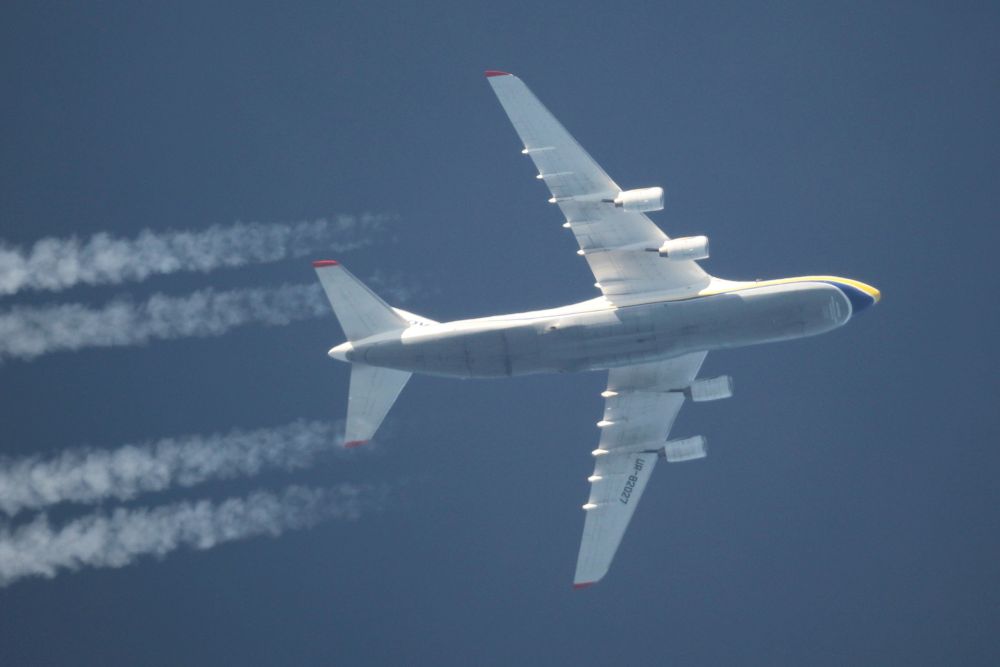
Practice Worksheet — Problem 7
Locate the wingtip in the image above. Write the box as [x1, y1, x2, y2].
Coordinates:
[572, 581, 596, 590]
[312, 259, 340, 267]
[344, 439, 369, 449]
[484, 70, 512, 78]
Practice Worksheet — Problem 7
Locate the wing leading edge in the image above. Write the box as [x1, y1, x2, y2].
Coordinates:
[575, 352, 707, 587]
[486, 71, 710, 301]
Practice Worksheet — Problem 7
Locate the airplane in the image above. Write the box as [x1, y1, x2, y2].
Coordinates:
[312, 70, 880, 588]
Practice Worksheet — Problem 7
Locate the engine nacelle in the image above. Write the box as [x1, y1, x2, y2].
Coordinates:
[661, 436, 707, 463]
[686, 375, 734, 402]
[613, 187, 664, 213]
[657, 235, 709, 261]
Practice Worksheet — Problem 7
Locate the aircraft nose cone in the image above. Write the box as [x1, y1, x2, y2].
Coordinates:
[840, 281, 880, 314]
[328, 342, 354, 362]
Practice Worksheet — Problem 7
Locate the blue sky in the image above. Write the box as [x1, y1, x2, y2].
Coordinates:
[1, 2, 998, 665]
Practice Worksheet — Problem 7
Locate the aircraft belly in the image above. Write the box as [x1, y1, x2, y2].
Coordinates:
[532, 307, 664, 372]
[526, 283, 849, 370]
[357, 283, 849, 377]
[360, 327, 524, 378]
[462, 329, 513, 376]
[658, 282, 851, 353]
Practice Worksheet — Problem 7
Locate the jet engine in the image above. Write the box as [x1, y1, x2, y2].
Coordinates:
[686, 375, 734, 402]
[612, 187, 664, 213]
[660, 435, 707, 463]
[656, 235, 709, 261]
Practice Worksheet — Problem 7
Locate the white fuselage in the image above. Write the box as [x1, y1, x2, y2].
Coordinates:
[338, 280, 855, 379]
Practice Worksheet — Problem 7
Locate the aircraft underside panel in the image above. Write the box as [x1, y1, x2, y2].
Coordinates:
[359, 283, 850, 378]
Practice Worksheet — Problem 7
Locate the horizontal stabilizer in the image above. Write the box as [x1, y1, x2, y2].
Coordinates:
[313, 260, 409, 341]
[344, 363, 412, 446]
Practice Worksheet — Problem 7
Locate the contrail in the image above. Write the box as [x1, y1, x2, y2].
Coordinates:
[0, 484, 381, 588]
[0, 420, 350, 516]
[0, 282, 329, 362]
[0, 214, 388, 297]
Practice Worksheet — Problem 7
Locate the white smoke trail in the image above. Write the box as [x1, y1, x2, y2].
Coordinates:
[0, 282, 328, 362]
[0, 420, 350, 516]
[0, 214, 388, 297]
[0, 484, 380, 588]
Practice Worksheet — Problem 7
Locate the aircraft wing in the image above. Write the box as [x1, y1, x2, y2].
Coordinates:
[486, 71, 710, 301]
[574, 351, 708, 587]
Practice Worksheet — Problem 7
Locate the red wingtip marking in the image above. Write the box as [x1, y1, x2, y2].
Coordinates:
[344, 440, 368, 449]
[573, 582, 595, 590]
[312, 260, 339, 267]
[485, 70, 512, 78]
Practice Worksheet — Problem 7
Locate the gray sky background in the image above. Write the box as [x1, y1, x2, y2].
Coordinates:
[1, 2, 998, 665]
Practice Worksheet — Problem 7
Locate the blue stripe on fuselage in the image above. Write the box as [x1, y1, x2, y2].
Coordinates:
[821, 281, 876, 314]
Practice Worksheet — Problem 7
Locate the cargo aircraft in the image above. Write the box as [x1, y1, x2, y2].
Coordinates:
[313, 71, 880, 587]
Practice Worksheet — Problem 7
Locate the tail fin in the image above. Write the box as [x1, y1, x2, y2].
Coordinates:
[313, 260, 417, 447]
[313, 260, 408, 341]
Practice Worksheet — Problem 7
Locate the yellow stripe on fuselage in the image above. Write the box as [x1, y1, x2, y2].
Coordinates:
[700, 275, 881, 302]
